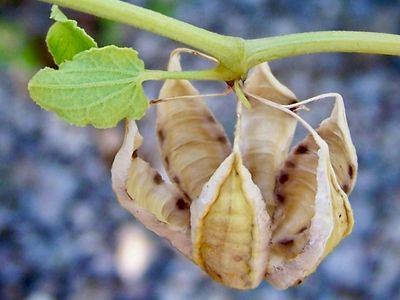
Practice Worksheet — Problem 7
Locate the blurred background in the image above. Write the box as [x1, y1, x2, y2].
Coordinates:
[1, 0, 400, 299]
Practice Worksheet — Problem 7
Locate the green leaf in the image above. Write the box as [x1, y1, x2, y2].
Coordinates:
[46, 5, 97, 65]
[28, 46, 149, 128]
[50, 5, 69, 22]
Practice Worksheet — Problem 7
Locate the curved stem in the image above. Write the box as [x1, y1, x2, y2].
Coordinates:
[246, 31, 400, 68]
[39, 1, 400, 77]
[39, 0, 245, 75]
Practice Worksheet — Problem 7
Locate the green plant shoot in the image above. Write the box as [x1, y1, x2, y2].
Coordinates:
[28, 1, 400, 128]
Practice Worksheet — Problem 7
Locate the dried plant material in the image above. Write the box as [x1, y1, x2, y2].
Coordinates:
[156, 54, 231, 200]
[126, 158, 190, 228]
[241, 63, 298, 215]
[111, 121, 191, 258]
[265, 95, 355, 289]
[316, 96, 358, 195]
[191, 104, 270, 290]
[111, 50, 357, 290]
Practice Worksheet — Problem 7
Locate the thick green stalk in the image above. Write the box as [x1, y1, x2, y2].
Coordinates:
[246, 31, 400, 68]
[40, 0, 400, 79]
[39, 0, 246, 77]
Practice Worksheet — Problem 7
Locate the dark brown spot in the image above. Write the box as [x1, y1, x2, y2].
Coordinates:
[233, 256, 242, 262]
[215, 272, 223, 279]
[278, 238, 294, 246]
[157, 129, 165, 143]
[206, 115, 215, 123]
[348, 165, 354, 179]
[164, 156, 169, 167]
[125, 188, 133, 200]
[342, 184, 349, 194]
[276, 193, 285, 203]
[285, 161, 296, 168]
[339, 214, 342, 218]
[289, 100, 298, 111]
[295, 144, 309, 155]
[297, 226, 308, 234]
[176, 198, 189, 210]
[297, 279, 303, 285]
[131, 150, 138, 159]
[153, 173, 163, 185]
[173, 176, 180, 185]
[264, 270, 270, 277]
[279, 173, 289, 184]
[225, 80, 235, 87]
[217, 135, 228, 144]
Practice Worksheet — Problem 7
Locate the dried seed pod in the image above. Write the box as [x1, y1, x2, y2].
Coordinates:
[111, 121, 191, 258]
[191, 104, 270, 290]
[241, 63, 298, 215]
[126, 158, 190, 228]
[111, 48, 358, 290]
[156, 54, 231, 200]
[266, 96, 355, 289]
[317, 97, 358, 194]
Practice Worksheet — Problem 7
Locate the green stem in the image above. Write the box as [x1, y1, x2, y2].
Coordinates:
[246, 31, 400, 68]
[39, 0, 245, 75]
[40, 0, 400, 78]
[142, 67, 233, 82]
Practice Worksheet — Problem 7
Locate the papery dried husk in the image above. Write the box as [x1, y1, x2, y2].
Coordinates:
[242, 63, 298, 215]
[191, 104, 270, 290]
[112, 49, 357, 290]
[266, 96, 355, 289]
[111, 121, 192, 258]
[156, 54, 231, 200]
[317, 96, 358, 195]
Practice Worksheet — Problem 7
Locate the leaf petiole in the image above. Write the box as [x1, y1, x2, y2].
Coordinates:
[141, 67, 235, 82]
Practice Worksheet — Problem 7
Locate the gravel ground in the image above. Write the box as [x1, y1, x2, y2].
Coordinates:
[1, 0, 400, 299]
